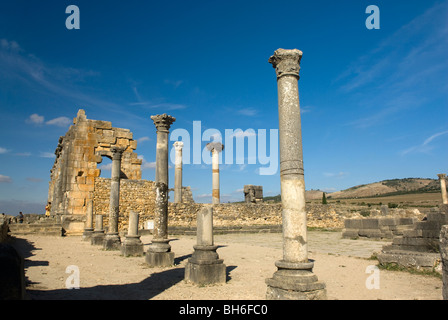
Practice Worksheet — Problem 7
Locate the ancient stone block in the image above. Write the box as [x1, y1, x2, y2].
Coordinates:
[117, 138, 130, 147]
[129, 140, 137, 150]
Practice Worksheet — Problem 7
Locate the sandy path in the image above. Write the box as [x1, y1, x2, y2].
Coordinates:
[10, 231, 442, 300]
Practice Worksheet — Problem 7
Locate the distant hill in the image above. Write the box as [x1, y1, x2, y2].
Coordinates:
[263, 178, 442, 202]
[327, 178, 440, 199]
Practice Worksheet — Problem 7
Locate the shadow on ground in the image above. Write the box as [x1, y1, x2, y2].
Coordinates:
[10, 236, 237, 300]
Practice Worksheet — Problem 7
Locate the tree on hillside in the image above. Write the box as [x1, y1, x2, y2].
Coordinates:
[322, 192, 327, 205]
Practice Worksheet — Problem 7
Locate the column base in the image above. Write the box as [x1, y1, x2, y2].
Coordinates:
[121, 235, 144, 257]
[265, 260, 326, 300]
[82, 228, 94, 241]
[145, 251, 175, 267]
[90, 231, 105, 245]
[185, 245, 226, 285]
[146, 239, 174, 267]
[103, 233, 121, 251]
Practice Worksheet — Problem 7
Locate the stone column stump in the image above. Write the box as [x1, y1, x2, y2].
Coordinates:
[185, 206, 226, 285]
[91, 214, 105, 245]
[121, 211, 144, 257]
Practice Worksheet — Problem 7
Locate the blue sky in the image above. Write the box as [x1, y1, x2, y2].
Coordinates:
[0, 0, 447, 214]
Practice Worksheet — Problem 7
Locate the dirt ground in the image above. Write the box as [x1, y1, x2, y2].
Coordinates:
[10, 231, 443, 301]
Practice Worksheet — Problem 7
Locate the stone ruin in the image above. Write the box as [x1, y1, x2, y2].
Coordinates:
[47, 109, 143, 233]
[243, 185, 263, 203]
[373, 173, 448, 293]
[3, 51, 446, 300]
[377, 205, 447, 271]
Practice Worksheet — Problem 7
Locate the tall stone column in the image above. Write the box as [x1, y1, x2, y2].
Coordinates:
[173, 141, 184, 203]
[82, 199, 94, 241]
[121, 211, 144, 257]
[146, 114, 176, 267]
[103, 146, 125, 250]
[265, 48, 326, 300]
[206, 142, 224, 205]
[438, 174, 448, 205]
[185, 205, 226, 285]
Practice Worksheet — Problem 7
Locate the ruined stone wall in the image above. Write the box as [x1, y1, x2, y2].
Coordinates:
[93, 177, 156, 219]
[165, 203, 354, 230]
[48, 109, 142, 224]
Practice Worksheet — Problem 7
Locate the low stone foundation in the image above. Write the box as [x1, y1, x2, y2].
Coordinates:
[377, 205, 447, 272]
[342, 217, 417, 239]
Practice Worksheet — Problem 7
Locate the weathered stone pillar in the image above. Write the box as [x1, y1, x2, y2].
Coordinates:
[103, 146, 125, 250]
[82, 199, 94, 241]
[91, 214, 105, 245]
[173, 141, 183, 203]
[185, 205, 226, 285]
[146, 114, 176, 267]
[121, 211, 144, 257]
[207, 142, 224, 204]
[438, 174, 448, 205]
[265, 48, 326, 300]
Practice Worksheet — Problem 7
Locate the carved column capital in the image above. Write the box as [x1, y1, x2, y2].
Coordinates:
[173, 141, 184, 151]
[438, 173, 447, 180]
[206, 142, 224, 153]
[110, 146, 126, 160]
[268, 48, 303, 79]
[151, 114, 176, 133]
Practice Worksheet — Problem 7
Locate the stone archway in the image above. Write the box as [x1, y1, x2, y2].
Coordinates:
[47, 110, 142, 232]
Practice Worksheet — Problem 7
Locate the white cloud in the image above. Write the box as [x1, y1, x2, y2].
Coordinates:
[164, 79, 184, 88]
[129, 102, 187, 110]
[300, 106, 312, 114]
[40, 152, 55, 159]
[0, 147, 9, 154]
[15, 152, 32, 157]
[46, 116, 72, 127]
[336, 2, 448, 128]
[237, 108, 257, 117]
[137, 155, 157, 170]
[323, 172, 349, 178]
[0, 39, 21, 52]
[137, 136, 150, 143]
[400, 130, 448, 156]
[98, 163, 112, 170]
[26, 114, 72, 128]
[0, 175, 12, 183]
[1, 38, 140, 122]
[26, 113, 45, 125]
[230, 129, 257, 138]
